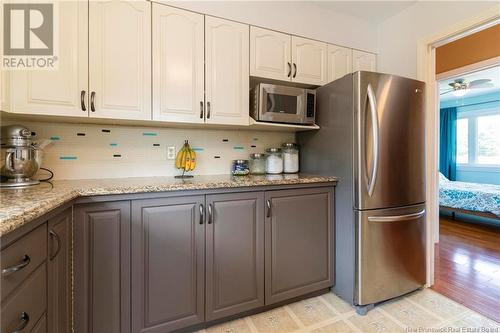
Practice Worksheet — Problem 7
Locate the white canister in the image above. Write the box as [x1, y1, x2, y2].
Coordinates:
[282, 143, 299, 173]
[265, 148, 283, 174]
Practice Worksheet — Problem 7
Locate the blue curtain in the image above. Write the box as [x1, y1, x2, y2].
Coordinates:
[439, 107, 457, 180]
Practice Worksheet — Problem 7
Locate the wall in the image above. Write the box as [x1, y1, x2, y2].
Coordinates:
[377, 1, 499, 79]
[3, 120, 294, 180]
[161, 1, 378, 52]
[436, 24, 500, 74]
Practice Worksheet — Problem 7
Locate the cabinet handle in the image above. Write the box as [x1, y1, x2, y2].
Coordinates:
[1, 255, 30, 276]
[199, 204, 204, 224]
[266, 200, 272, 218]
[10, 312, 29, 333]
[90, 91, 96, 112]
[293, 63, 297, 78]
[287, 62, 291, 77]
[49, 230, 61, 261]
[206, 101, 211, 119]
[199, 101, 204, 119]
[80, 90, 86, 111]
[208, 204, 213, 224]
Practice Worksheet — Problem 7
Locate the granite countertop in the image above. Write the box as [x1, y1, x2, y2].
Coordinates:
[0, 174, 337, 237]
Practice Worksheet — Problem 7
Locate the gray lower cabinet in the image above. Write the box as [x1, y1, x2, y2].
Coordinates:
[74, 201, 131, 333]
[131, 196, 205, 333]
[265, 187, 334, 304]
[47, 207, 72, 333]
[205, 192, 264, 321]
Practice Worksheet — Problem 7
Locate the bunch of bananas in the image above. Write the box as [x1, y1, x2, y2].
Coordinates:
[175, 140, 197, 172]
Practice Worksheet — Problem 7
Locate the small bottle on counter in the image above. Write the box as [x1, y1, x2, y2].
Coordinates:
[282, 143, 299, 173]
[249, 153, 267, 175]
[231, 159, 250, 176]
[265, 148, 283, 174]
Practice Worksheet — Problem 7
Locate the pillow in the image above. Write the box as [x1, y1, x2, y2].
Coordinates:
[439, 172, 449, 183]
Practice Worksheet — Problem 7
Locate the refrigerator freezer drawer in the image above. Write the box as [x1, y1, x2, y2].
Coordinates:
[355, 204, 426, 306]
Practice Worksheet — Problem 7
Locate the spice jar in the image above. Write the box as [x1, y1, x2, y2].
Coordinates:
[282, 143, 299, 173]
[265, 148, 283, 174]
[231, 159, 249, 176]
[249, 153, 267, 175]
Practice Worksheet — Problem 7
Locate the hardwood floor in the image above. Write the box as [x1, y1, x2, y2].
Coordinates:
[432, 216, 500, 323]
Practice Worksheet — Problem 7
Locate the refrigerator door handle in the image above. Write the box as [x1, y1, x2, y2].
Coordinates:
[366, 83, 379, 197]
[368, 209, 425, 222]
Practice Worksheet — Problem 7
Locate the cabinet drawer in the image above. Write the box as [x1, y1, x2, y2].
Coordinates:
[1, 224, 47, 301]
[1, 264, 47, 333]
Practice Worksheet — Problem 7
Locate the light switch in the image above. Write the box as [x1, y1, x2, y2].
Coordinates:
[167, 146, 176, 160]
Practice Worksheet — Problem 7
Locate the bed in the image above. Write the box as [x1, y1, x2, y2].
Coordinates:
[439, 173, 500, 220]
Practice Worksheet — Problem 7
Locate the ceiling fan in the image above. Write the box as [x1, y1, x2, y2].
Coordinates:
[440, 78, 494, 97]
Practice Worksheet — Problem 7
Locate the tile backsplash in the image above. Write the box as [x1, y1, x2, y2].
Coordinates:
[5, 121, 294, 180]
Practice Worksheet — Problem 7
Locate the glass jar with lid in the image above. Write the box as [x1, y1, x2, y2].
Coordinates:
[265, 148, 283, 174]
[249, 153, 267, 175]
[231, 159, 249, 176]
[282, 143, 299, 173]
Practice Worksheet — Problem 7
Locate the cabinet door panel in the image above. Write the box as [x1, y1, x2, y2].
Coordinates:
[250, 27, 291, 81]
[265, 187, 334, 305]
[132, 196, 205, 333]
[10, 1, 88, 116]
[152, 4, 204, 123]
[74, 201, 131, 333]
[327, 44, 352, 83]
[206, 192, 264, 321]
[48, 208, 72, 333]
[205, 16, 249, 125]
[291, 36, 327, 85]
[89, 0, 151, 120]
[352, 50, 377, 72]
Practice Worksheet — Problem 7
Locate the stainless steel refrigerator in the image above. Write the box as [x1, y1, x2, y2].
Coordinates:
[298, 71, 426, 315]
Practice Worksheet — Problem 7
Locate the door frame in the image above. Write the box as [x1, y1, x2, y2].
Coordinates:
[416, 4, 500, 287]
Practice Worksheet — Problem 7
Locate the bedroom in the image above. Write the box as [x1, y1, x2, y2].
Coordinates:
[434, 24, 500, 322]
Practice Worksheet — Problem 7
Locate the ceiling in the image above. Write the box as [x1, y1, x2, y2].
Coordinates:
[312, 1, 417, 23]
[439, 65, 500, 102]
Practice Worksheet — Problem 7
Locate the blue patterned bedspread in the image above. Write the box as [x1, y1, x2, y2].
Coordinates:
[439, 175, 500, 217]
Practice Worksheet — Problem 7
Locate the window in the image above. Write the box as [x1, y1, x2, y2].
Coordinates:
[456, 118, 468, 164]
[457, 105, 500, 167]
[477, 114, 500, 164]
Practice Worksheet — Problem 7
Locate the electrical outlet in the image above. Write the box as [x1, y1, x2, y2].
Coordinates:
[167, 146, 176, 160]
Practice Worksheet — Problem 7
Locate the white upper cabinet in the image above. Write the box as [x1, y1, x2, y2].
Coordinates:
[250, 27, 291, 82]
[327, 44, 352, 83]
[205, 16, 249, 126]
[291, 36, 327, 85]
[89, 0, 151, 120]
[9, 1, 88, 117]
[352, 50, 377, 72]
[152, 4, 204, 123]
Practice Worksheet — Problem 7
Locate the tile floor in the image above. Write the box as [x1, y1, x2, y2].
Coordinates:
[199, 289, 500, 333]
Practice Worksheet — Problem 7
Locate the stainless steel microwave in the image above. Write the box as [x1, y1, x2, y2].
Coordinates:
[250, 83, 316, 125]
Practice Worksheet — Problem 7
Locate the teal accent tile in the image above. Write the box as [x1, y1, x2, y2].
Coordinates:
[142, 132, 157, 136]
[59, 156, 77, 160]
[109, 143, 118, 147]
[233, 146, 244, 150]
[192, 147, 204, 151]
[50, 136, 61, 141]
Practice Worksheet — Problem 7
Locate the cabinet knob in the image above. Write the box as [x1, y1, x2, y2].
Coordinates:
[10, 311, 29, 333]
[292, 63, 297, 78]
[1, 255, 30, 276]
[49, 230, 62, 261]
[199, 204, 204, 224]
[287, 62, 291, 77]
[208, 204, 213, 224]
[80, 90, 87, 111]
[90, 91, 96, 112]
[206, 102, 211, 119]
[199, 101, 204, 119]
[266, 200, 272, 218]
